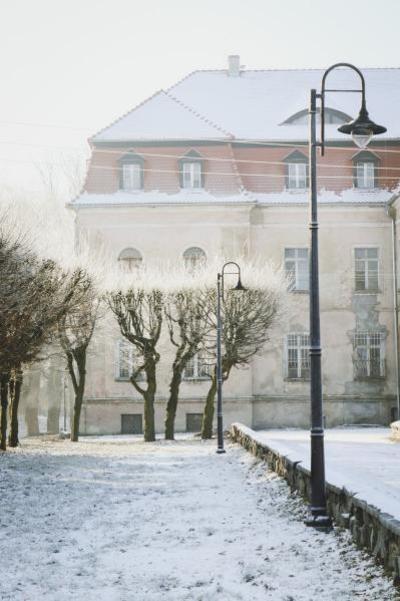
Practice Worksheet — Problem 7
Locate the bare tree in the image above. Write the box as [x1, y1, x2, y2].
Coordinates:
[0, 222, 69, 449]
[108, 289, 163, 442]
[58, 268, 100, 442]
[164, 287, 212, 440]
[201, 286, 282, 439]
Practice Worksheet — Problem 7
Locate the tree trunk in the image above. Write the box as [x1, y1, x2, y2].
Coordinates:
[165, 369, 182, 440]
[143, 362, 156, 442]
[70, 352, 86, 442]
[8, 369, 23, 447]
[201, 373, 217, 440]
[70, 389, 84, 442]
[0, 372, 10, 451]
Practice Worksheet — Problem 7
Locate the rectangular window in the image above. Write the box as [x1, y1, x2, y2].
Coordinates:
[183, 352, 213, 380]
[121, 414, 143, 435]
[354, 331, 385, 379]
[186, 413, 203, 432]
[116, 340, 144, 381]
[356, 162, 375, 189]
[355, 248, 379, 291]
[285, 248, 309, 291]
[122, 163, 142, 190]
[182, 162, 202, 189]
[287, 163, 307, 190]
[286, 334, 310, 380]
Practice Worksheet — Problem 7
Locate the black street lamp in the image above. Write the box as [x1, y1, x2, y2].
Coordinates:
[216, 261, 246, 454]
[307, 63, 386, 529]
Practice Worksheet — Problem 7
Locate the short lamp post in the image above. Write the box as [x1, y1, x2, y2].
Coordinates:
[307, 63, 386, 528]
[216, 261, 246, 454]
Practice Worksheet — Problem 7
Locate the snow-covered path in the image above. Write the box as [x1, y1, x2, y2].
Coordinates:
[0, 437, 396, 601]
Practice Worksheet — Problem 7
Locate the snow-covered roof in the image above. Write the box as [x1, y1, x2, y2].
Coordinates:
[70, 188, 392, 209]
[92, 90, 232, 142]
[92, 67, 400, 143]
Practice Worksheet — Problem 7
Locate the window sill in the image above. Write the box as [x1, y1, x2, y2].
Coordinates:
[115, 377, 145, 383]
[289, 289, 309, 294]
[354, 375, 385, 382]
[284, 377, 310, 383]
[183, 377, 211, 382]
[285, 188, 308, 194]
[353, 289, 381, 295]
[119, 188, 144, 193]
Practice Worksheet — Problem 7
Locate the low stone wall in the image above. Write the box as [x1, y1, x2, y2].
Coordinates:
[390, 420, 400, 441]
[230, 422, 400, 583]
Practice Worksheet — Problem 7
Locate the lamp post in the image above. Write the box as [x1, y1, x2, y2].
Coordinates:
[307, 63, 386, 529]
[216, 261, 246, 454]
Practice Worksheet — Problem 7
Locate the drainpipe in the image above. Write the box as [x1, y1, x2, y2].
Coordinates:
[387, 194, 400, 421]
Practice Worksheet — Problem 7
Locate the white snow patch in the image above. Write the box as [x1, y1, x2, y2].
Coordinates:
[0, 437, 396, 600]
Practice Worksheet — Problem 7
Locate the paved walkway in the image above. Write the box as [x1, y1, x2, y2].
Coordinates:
[0, 437, 396, 600]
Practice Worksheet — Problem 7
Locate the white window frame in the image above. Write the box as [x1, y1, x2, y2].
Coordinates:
[285, 248, 309, 291]
[285, 333, 310, 380]
[118, 248, 143, 273]
[183, 247, 207, 272]
[122, 163, 142, 191]
[115, 340, 144, 381]
[354, 247, 379, 292]
[182, 162, 202, 189]
[355, 161, 375, 189]
[183, 352, 213, 380]
[287, 162, 307, 190]
[353, 331, 385, 379]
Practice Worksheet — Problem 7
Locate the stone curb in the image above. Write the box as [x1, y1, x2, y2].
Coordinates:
[230, 422, 400, 584]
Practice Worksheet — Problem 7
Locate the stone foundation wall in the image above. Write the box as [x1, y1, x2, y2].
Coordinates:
[230, 422, 400, 584]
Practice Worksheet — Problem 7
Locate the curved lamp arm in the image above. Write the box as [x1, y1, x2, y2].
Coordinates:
[320, 63, 365, 155]
[220, 261, 244, 298]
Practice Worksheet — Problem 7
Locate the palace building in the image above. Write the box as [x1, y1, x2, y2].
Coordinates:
[70, 56, 400, 435]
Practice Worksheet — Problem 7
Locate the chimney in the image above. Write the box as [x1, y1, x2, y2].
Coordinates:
[228, 55, 240, 77]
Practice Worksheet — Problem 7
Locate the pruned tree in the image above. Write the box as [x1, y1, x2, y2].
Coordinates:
[201, 285, 283, 439]
[58, 267, 100, 442]
[0, 220, 69, 449]
[164, 287, 213, 440]
[108, 288, 163, 442]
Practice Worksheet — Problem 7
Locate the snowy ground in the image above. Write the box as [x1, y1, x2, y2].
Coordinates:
[246, 426, 400, 521]
[0, 436, 397, 601]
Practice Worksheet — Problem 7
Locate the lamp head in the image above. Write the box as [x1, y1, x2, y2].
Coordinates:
[232, 276, 247, 292]
[337, 106, 386, 149]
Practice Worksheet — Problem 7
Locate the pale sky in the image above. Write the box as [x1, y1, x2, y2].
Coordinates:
[0, 0, 399, 193]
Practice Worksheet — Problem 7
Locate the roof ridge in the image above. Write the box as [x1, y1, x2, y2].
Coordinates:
[90, 89, 166, 143]
[165, 90, 234, 138]
[171, 67, 400, 75]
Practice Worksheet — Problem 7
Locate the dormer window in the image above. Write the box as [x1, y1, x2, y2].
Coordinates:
[179, 150, 203, 190]
[353, 151, 380, 190]
[282, 107, 352, 126]
[119, 152, 144, 191]
[283, 151, 308, 190]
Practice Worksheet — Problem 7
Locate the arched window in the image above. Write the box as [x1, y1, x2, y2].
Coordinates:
[118, 151, 144, 191]
[118, 248, 143, 272]
[282, 108, 352, 126]
[179, 150, 203, 190]
[183, 247, 206, 271]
